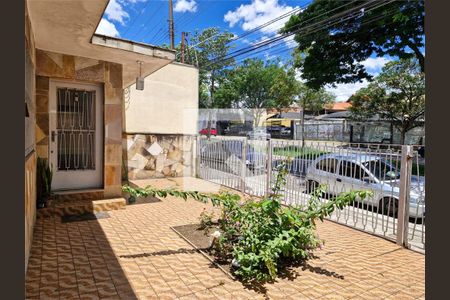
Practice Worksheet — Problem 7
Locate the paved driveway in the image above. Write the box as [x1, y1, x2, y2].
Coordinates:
[26, 178, 424, 299]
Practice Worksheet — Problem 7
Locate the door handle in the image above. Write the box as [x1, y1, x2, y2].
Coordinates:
[336, 178, 342, 182]
[51, 131, 56, 142]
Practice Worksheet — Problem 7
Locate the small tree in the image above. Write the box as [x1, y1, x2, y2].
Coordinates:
[215, 58, 298, 127]
[295, 82, 335, 145]
[297, 84, 335, 116]
[350, 58, 425, 144]
[269, 67, 299, 114]
[182, 28, 236, 138]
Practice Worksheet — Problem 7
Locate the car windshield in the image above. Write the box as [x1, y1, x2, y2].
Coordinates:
[362, 159, 400, 180]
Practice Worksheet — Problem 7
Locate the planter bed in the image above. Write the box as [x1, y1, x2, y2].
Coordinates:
[171, 223, 235, 279]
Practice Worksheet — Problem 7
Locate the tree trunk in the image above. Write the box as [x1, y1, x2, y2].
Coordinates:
[402, 35, 425, 72]
[207, 112, 212, 140]
[253, 109, 263, 129]
[400, 129, 406, 145]
[207, 74, 215, 140]
[409, 42, 425, 72]
[389, 122, 394, 144]
[300, 103, 305, 150]
[349, 125, 354, 143]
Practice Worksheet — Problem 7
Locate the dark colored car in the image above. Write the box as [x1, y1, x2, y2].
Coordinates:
[268, 125, 292, 139]
[273, 155, 317, 178]
[199, 140, 266, 175]
[199, 128, 218, 136]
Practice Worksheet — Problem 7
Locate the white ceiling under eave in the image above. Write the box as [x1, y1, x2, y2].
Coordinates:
[26, 0, 176, 88]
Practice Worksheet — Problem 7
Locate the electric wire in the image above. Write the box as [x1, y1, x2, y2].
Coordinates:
[207, 0, 392, 67]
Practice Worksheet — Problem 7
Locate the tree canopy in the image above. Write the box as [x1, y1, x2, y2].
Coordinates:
[349, 58, 425, 144]
[171, 28, 236, 108]
[215, 58, 298, 126]
[296, 83, 335, 115]
[281, 0, 425, 89]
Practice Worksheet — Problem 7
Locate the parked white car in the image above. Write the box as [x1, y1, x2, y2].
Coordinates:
[305, 153, 425, 219]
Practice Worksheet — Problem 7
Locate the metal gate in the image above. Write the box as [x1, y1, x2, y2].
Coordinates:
[196, 136, 425, 252]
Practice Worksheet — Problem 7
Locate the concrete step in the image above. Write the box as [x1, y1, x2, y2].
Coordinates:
[37, 198, 126, 219]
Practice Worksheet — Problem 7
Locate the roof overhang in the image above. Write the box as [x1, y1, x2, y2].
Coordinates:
[26, 0, 176, 87]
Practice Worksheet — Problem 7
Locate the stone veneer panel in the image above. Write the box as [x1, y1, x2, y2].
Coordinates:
[25, 144, 36, 273]
[35, 76, 49, 159]
[35, 49, 124, 199]
[124, 134, 195, 180]
[25, 2, 37, 273]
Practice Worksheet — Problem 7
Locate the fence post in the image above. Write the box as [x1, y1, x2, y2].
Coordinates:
[265, 139, 273, 197]
[396, 145, 413, 247]
[194, 135, 200, 179]
[240, 138, 247, 193]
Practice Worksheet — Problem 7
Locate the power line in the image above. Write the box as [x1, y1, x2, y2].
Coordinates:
[232, 7, 400, 65]
[156, 0, 216, 46]
[217, 0, 378, 62]
[207, 0, 390, 67]
[178, 2, 311, 57]
[131, 1, 166, 41]
[122, 0, 152, 37]
[228, 6, 304, 44]
[152, 27, 169, 44]
[178, 0, 354, 59]
[225, 0, 353, 51]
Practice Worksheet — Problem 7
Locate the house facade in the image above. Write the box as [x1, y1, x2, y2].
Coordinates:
[25, 0, 198, 271]
[123, 63, 199, 180]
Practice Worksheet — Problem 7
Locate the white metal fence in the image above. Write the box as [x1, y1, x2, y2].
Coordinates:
[196, 136, 425, 252]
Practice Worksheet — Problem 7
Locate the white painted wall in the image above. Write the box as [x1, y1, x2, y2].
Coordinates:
[124, 63, 199, 135]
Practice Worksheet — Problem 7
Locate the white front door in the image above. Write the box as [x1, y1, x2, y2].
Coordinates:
[49, 80, 103, 191]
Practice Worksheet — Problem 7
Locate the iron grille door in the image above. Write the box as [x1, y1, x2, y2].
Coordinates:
[56, 88, 96, 171]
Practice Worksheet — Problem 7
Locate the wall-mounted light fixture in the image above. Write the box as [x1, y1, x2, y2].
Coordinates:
[136, 60, 144, 90]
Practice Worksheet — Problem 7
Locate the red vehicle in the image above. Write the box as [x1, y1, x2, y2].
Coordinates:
[199, 128, 218, 136]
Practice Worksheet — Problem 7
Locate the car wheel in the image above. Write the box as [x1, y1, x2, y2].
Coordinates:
[380, 197, 398, 217]
[306, 180, 320, 195]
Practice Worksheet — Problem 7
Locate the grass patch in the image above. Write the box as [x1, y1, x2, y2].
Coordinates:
[273, 146, 329, 158]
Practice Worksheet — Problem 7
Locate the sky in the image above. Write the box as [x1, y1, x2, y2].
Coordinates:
[95, 0, 397, 102]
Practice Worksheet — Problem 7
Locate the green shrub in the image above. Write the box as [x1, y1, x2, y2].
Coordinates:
[122, 163, 370, 282]
[36, 158, 53, 207]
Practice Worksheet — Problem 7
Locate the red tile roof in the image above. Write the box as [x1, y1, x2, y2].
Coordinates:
[326, 102, 352, 111]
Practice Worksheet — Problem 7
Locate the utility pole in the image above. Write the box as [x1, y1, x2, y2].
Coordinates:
[168, 0, 174, 49]
[181, 32, 186, 63]
[184, 32, 191, 64]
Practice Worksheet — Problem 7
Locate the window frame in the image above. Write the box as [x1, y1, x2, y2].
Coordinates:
[315, 157, 339, 174]
[337, 159, 370, 180]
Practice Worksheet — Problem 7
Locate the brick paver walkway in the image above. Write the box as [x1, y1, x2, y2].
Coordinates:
[26, 178, 425, 299]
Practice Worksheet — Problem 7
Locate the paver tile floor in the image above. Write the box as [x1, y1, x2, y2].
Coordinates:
[26, 178, 425, 299]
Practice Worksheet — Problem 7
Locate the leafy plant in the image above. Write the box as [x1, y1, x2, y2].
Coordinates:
[36, 157, 53, 207]
[349, 58, 425, 145]
[214, 58, 298, 127]
[199, 208, 215, 230]
[281, 0, 424, 88]
[121, 184, 222, 205]
[121, 163, 370, 282]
